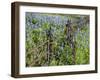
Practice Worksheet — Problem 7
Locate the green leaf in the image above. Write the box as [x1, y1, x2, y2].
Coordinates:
[32, 18, 38, 24]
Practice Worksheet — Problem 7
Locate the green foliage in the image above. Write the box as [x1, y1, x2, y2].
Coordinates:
[26, 13, 89, 67]
[42, 22, 50, 30]
[32, 18, 38, 24]
[75, 26, 89, 64]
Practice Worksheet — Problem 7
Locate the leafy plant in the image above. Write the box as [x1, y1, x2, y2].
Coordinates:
[25, 12, 89, 67]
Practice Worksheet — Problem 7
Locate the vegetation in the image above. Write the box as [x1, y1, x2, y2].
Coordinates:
[25, 12, 90, 67]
